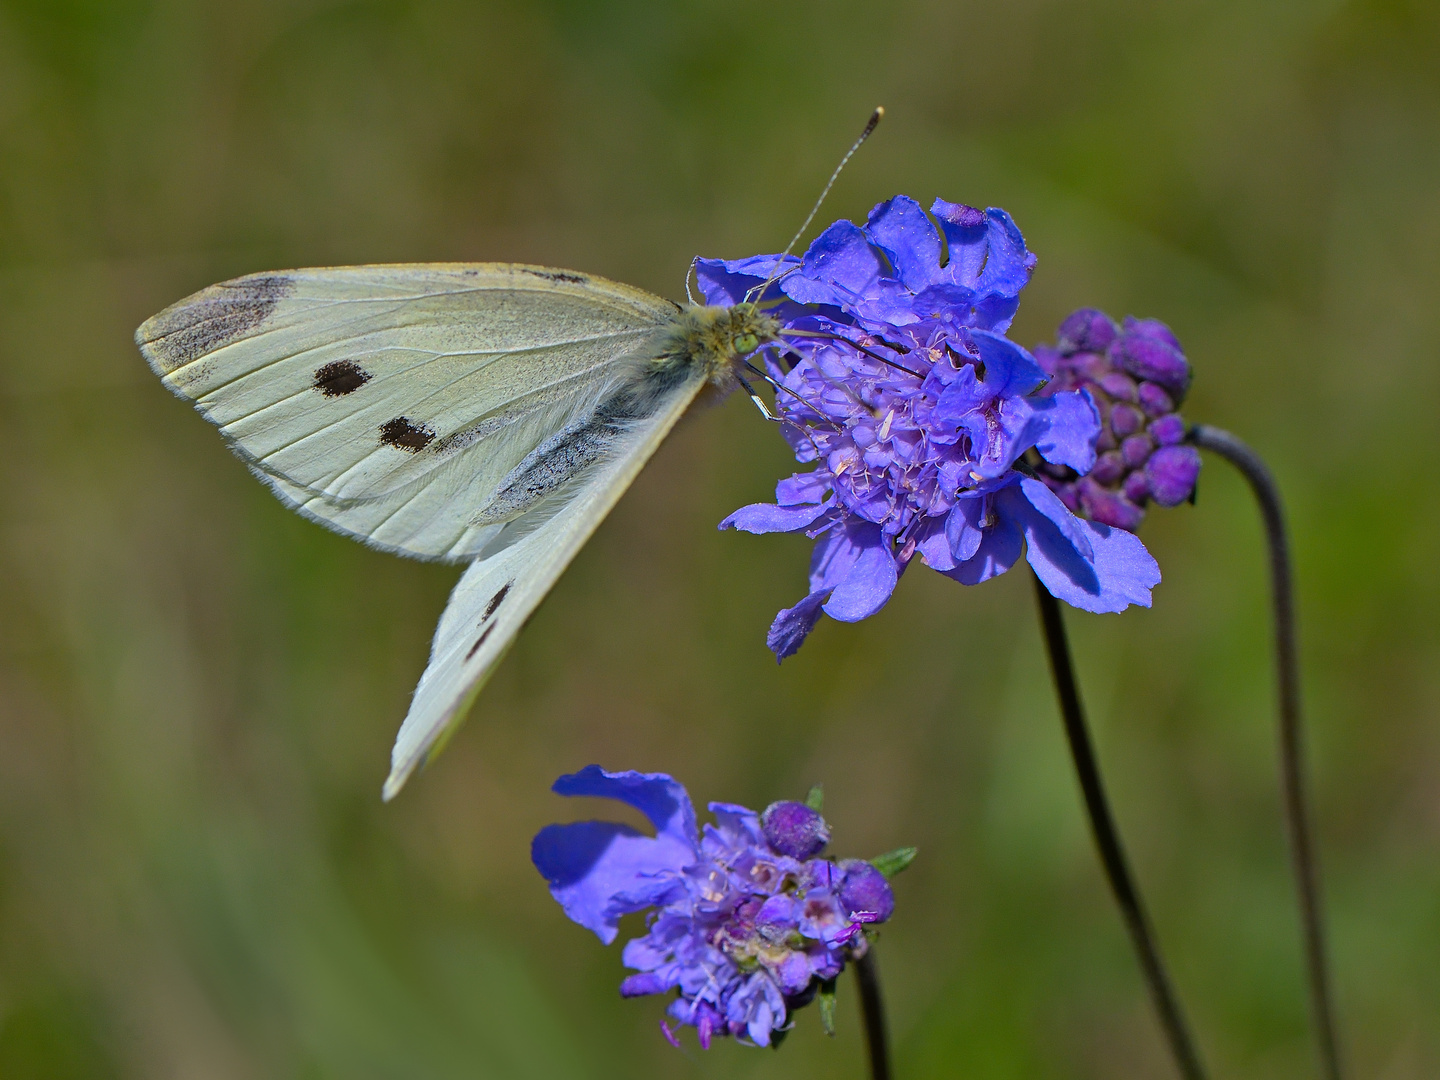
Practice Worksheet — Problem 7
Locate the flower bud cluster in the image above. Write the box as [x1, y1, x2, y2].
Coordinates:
[1033, 309, 1201, 531]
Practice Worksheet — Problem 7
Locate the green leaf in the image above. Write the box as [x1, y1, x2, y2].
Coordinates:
[869, 846, 917, 879]
[804, 783, 824, 812]
[817, 978, 838, 1036]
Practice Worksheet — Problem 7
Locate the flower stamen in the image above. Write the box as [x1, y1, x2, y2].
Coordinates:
[780, 328, 924, 378]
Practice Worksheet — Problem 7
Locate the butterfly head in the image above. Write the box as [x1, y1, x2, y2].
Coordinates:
[663, 302, 781, 388]
[720, 303, 780, 361]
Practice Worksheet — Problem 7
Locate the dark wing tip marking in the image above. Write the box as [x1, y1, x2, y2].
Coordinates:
[379, 416, 436, 452]
[521, 268, 587, 285]
[465, 624, 496, 661]
[313, 359, 371, 396]
[139, 274, 294, 373]
[482, 583, 512, 621]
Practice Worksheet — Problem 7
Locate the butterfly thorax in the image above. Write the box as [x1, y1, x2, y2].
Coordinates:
[651, 303, 782, 389]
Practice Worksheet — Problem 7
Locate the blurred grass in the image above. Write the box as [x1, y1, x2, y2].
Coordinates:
[0, 0, 1438, 1077]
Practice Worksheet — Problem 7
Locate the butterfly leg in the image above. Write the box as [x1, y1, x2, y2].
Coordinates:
[735, 371, 781, 422]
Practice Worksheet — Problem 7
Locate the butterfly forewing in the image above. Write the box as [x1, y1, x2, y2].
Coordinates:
[137, 263, 680, 561]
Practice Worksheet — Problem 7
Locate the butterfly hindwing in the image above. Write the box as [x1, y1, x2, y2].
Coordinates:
[384, 363, 708, 798]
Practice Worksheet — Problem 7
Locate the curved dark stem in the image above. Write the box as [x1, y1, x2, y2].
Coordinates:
[854, 948, 891, 1080]
[1032, 575, 1208, 1080]
[1189, 424, 1343, 1080]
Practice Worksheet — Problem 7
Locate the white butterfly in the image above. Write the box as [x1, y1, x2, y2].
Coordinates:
[136, 263, 781, 798]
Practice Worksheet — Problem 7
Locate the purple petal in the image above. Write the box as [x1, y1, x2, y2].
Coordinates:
[733, 976, 786, 1046]
[776, 471, 830, 505]
[949, 399, 1049, 484]
[931, 202, 1036, 331]
[930, 198, 991, 288]
[707, 802, 765, 847]
[973, 208, 1038, 302]
[807, 520, 861, 593]
[532, 820, 693, 944]
[720, 500, 832, 535]
[830, 278, 921, 327]
[819, 522, 898, 621]
[782, 219, 885, 307]
[936, 343, 1052, 477]
[970, 330, 1048, 398]
[533, 768, 700, 939]
[1019, 477, 1093, 560]
[863, 195, 942, 291]
[916, 516, 957, 571]
[552, 766, 699, 845]
[982, 399, 1050, 479]
[621, 924, 681, 972]
[767, 588, 832, 661]
[909, 281, 980, 325]
[796, 890, 848, 941]
[1002, 486, 1161, 612]
[942, 508, 1024, 585]
[756, 893, 800, 928]
[620, 972, 673, 998]
[773, 951, 813, 995]
[1032, 389, 1100, 474]
[967, 292, 1024, 334]
[693, 254, 795, 307]
[945, 497, 986, 564]
[932, 364, 986, 423]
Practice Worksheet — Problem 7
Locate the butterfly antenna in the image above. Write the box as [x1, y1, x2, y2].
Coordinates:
[744, 106, 884, 304]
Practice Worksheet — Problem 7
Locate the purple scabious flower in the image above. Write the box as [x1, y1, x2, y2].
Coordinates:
[531, 767, 895, 1049]
[1032, 309, 1202, 531]
[698, 196, 1161, 660]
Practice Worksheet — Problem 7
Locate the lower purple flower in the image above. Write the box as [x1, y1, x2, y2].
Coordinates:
[532, 767, 897, 1048]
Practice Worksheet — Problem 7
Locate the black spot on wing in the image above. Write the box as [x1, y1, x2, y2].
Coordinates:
[140, 274, 294, 373]
[313, 359, 371, 396]
[465, 624, 496, 661]
[483, 583, 512, 621]
[521, 268, 587, 285]
[379, 416, 436, 452]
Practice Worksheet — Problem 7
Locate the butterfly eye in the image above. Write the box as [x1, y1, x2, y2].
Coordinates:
[732, 332, 759, 355]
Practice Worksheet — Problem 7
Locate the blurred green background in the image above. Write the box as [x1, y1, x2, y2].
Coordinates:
[1, 0, 1437, 1077]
